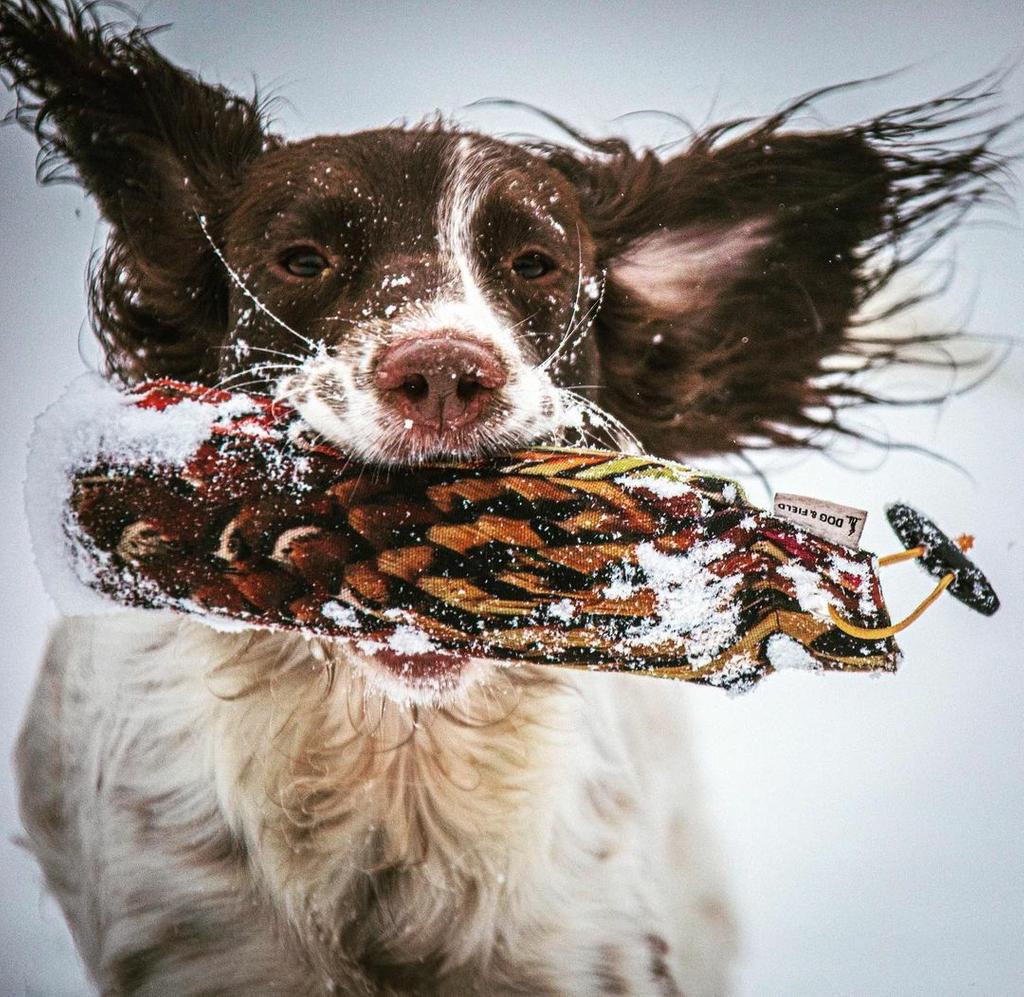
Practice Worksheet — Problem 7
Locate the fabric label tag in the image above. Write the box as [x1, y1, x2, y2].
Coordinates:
[772, 492, 868, 548]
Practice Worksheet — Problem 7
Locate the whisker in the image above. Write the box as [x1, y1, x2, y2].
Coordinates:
[537, 265, 607, 373]
[215, 344, 308, 364]
[195, 212, 319, 353]
[309, 314, 361, 326]
[209, 362, 297, 393]
[211, 367, 293, 390]
[506, 311, 541, 335]
[536, 226, 586, 371]
[210, 378, 284, 395]
[558, 388, 644, 453]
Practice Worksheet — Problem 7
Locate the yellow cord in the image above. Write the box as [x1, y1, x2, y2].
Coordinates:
[877, 544, 926, 567]
[877, 535, 972, 567]
[828, 572, 955, 640]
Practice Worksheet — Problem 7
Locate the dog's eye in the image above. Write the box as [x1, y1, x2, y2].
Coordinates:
[511, 251, 557, 280]
[279, 247, 330, 278]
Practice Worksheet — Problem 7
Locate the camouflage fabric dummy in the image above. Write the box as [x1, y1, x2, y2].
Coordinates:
[37, 378, 903, 691]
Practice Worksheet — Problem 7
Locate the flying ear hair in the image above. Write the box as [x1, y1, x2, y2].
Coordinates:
[0, 0, 276, 380]
[538, 83, 1012, 457]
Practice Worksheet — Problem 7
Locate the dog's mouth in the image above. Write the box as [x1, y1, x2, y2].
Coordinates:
[352, 643, 475, 703]
[372, 647, 469, 683]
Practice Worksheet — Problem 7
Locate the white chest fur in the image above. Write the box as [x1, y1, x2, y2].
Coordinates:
[17, 613, 735, 995]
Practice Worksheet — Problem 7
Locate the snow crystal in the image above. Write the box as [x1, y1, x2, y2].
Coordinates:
[829, 551, 876, 616]
[548, 598, 575, 622]
[617, 471, 696, 499]
[321, 601, 361, 630]
[601, 564, 638, 601]
[627, 539, 743, 668]
[356, 638, 386, 657]
[777, 560, 834, 620]
[387, 624, 438, 655]
[766, 633, 821, 672]
[176, 600, 252, 633]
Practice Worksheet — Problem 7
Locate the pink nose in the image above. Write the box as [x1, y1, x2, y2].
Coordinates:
[374, 337, 507, 431]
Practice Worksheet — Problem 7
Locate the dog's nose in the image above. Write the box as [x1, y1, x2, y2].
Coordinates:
[374, 337, 506, 430]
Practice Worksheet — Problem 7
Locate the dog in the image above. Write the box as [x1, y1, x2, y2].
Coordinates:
[1, 1, 1004, 993]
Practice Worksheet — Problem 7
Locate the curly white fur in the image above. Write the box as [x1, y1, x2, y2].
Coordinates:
[17, 613, 736, 995]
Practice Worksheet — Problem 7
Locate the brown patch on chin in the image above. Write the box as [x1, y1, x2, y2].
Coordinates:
[372, 647, 468, 685]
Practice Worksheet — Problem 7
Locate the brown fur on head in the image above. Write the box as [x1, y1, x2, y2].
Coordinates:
[0, 0, 1009, 464]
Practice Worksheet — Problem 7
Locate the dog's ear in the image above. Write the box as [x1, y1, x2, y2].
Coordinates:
[0, 0, 274, 381]
[544, 85, 1006, 458]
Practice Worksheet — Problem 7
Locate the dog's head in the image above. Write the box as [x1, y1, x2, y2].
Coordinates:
[220, 129, 608, 464]
[2, 2, 1001, 470]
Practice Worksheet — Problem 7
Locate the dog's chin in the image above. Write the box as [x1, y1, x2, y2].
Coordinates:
[368, 422, 506, 466]
[294, 401, 548, 466]
[349, 645, 487, 707]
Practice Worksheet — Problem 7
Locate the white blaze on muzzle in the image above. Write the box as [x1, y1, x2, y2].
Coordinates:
[277, 137, 565, 463]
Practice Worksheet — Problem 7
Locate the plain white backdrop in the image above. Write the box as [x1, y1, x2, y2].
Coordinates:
[1, 2, 1022, 993]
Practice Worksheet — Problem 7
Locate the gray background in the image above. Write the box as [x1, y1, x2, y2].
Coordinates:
[2, 1, 1022, 993]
